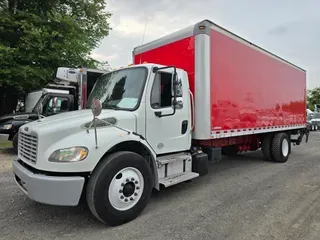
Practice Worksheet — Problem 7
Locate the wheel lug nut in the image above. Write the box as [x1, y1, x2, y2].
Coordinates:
[136, 186, 140, 190]
[120, 195, 124, 199]
[134, 192, 138, 196]
[126, 178, 129, 182]
[124, 198, 128, 202]
[135, 181, 138, 184]
[121, 183, 125, 187]
[119, 189, 123, 193]
[130, 197, 134, 201]
[131, 177, 134, 181]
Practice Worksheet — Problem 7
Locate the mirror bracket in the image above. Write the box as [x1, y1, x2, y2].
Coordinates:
[87, 98, 103, 149]
[154, 111, 162, 118]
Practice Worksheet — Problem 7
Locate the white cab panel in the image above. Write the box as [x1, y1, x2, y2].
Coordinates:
[145, 68, 192, 154]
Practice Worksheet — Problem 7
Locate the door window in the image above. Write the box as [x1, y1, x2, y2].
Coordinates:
[150, 72, 173, 109]
[44, 96, 70, 115]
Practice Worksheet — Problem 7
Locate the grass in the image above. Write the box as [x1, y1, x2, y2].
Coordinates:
[0, 141, 12, 149]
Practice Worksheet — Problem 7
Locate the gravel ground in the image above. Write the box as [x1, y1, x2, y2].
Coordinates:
[1, 133, 320, 240]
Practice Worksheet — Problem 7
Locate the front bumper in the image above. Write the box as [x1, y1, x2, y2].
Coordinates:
[12, 159, 85, 206]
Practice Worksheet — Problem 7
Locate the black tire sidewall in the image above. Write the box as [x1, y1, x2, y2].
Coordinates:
[12, 133, 18, 154]
[272, 133, 290, 163]
[261, 134, 274, 161]
[90, 152, 153, 225]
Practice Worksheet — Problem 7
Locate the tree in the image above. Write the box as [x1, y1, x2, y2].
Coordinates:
[0, 0, 112, 115]
[307, 87, 320, 111]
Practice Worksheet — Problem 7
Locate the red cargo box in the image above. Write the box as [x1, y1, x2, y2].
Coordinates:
[133, 19, 306, 140]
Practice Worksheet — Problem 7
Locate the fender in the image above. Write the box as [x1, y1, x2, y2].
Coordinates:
[104, 137, 160, 190]
[36, 126, 159, 191]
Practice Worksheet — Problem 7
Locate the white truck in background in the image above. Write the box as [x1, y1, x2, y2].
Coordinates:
[0, 67, 107, 153]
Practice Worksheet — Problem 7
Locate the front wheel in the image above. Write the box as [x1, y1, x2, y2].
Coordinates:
[86, 151, 153, 226]
[12, 133, 18, 154]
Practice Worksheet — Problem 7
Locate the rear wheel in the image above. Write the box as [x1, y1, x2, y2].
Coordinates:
[261, 134, 274, 161]
[271, 132, 290, 163]
[86, 151, 153, 226]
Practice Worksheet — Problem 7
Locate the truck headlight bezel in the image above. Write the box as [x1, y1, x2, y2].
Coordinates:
[49, 146, 89, 162]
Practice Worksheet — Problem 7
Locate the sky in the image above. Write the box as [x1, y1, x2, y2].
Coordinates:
[91, 0, 320, 90]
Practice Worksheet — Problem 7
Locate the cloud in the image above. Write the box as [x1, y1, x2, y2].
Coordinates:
[96, 0, 320, 89]
[90, 52, 119, 62]
[268, 26, 288, 36]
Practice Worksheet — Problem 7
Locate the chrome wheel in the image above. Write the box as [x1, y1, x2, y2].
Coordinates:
[108, 167, 144, 211]
[282, 138, 289, 157]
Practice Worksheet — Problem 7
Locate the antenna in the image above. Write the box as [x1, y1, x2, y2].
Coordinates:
[139, 13, 149, 64]
[141, 17, 149, 46]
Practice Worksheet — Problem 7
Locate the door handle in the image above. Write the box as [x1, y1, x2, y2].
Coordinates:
[181, 120, 188, 134]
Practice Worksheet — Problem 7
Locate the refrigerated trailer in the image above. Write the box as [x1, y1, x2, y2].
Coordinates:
[12, 19, 308, 226]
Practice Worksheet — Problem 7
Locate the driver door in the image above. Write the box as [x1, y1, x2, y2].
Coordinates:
[145, 68, 191, 154]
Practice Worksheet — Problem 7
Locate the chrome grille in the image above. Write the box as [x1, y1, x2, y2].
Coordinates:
[19, 132, 38, 163]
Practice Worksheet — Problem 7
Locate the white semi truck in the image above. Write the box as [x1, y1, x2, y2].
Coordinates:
[12, 20, 308, 226]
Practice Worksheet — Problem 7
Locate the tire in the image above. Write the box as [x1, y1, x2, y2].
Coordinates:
[221, 145, 238, 156]
[86, 151, 153, 226]
[261, 134, 274, 161]
[12, 133, 18, 154]
[271, 132, 290, 163]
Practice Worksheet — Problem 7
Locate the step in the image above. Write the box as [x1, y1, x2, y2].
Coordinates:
[159, 172, 199, 187]
[156, 152, 191, 167]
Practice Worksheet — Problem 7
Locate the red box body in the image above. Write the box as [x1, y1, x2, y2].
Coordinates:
[133, 20, 306, 140]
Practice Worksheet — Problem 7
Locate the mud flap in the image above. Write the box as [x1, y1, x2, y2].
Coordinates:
[295, 128, 309, 145]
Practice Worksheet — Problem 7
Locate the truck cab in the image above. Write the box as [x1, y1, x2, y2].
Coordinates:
[12, 63, 194, 226]
[0, 67, 106, 153]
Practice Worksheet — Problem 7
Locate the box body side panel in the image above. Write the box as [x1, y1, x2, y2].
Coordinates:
[209, 29, 306, 134]
[133, 36, 196, 94]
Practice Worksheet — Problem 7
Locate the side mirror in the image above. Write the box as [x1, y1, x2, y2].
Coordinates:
[37, 102, 43, 119]
[174, 97, 183, 109]
[52, 97, 58, 113]
[91, 98, 102, 117]
[37, 102, 43, 114]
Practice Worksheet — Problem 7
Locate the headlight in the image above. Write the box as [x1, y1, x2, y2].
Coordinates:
[0, 124, 12, 130]
[49, 147, 88, 162]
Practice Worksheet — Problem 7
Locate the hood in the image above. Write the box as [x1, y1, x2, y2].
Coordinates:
[0, 112, 38, 124]
[22, 109, 137, 137]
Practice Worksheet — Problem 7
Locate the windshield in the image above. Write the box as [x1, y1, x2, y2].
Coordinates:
[86, 67, 148, 110]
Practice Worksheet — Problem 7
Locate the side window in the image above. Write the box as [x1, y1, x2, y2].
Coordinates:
[151, 72, 173, 109]
[44, 96, 70, 115]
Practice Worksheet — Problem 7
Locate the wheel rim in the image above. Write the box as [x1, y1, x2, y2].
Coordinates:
[108, 167, 144, 211]
[282, 138, 289, 157]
